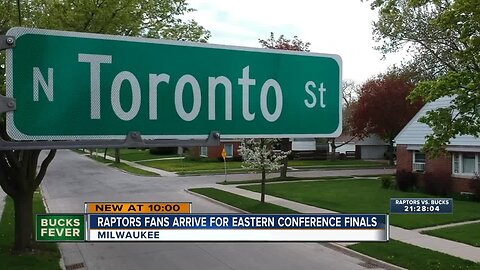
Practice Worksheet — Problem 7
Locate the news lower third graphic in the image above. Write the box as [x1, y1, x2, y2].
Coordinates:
[390, 198, 453, 214]
[36, 202, 389, 242]
[36, 214, 85, 241]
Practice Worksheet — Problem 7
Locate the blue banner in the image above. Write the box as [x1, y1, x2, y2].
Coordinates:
[390, 198, 453, 214]
[88, 214, 387, 229]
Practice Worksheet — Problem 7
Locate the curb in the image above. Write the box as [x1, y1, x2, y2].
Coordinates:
[38, 187, 66, 270]
[186, 188, 405, 270]
[184, 188, 248, 213]
[322, 243, 406, 270]
[0, 189, 7, 222]
[39, 186, 87, 270]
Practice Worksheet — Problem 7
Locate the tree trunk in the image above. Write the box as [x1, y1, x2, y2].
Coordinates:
[280, 138, 289, 179]
[388, 140, 395, 166]
[261, 168, 266, 203]
[114, 148, 120, 163]
[13, 192, 34, 252]
[330, 139, 337, 161]
[0, 148, 56, 253]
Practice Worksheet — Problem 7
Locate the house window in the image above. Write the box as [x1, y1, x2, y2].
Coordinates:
[452, 153, 480, 175]
[462, 153, 476, 174]
[200, 146, 208, 157]
[412, 151, 426, 172]
[453, 153, 460, 173]
[224, 144, 233, 158]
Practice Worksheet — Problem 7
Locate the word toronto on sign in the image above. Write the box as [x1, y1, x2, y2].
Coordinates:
[5, 28, 341, 141]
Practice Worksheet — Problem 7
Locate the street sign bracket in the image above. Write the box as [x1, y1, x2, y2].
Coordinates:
[0, 35, 16, 50]
[0, 131, 221, 150]
[0, 95, 16, 113]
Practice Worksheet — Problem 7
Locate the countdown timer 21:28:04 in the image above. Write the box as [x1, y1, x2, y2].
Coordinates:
[404, 205, 441, 212]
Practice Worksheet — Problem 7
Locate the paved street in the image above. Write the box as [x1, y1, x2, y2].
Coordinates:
[41, 150, 387, 270]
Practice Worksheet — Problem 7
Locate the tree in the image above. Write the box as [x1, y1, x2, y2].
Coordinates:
[328, 80, 359, 160]
[0, 0, 210, 93]
[368, 0, 480, 155]
[258, 32, 310, 178]
[350, 71, 423, 165]
[259, 32, 311, 51]
[0, 0, 209, 252]
[238, 138, 289, 203]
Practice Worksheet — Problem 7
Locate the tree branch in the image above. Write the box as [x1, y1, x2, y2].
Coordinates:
[334, 136, 358, 148]
[33, 150, 56, 191]
[6, 151, 20, 169]
[26, 150, 40, 191]
[0, 156, 16, 197]
[414, 38, 458, 72]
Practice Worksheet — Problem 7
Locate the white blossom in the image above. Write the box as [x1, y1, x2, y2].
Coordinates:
[238, 138, 290, 172]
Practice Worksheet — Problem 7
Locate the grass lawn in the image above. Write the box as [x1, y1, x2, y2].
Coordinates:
[80, 152, 158, 176]
[140, 159, 245, 174]
[190, 187, 480, 269]
[218, 176, 355, 185]
[70, 149, 86, 155]
[288, 159, 388, 168]
[424, 223, 480, 247]
[189, 188, 297, 214]
[240, 179, 480, 229]
[105, 148, 179, 162]
[350, 239, 480, 270]
[0, 192, 61, 270]
[86, 155, 112, 164]
[140, 158, 389, 174]
[109, 163, 158, 176]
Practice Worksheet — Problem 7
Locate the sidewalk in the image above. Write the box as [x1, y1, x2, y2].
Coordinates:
[78, 150, 395, 179]
[117, 160, 394, 179]
[85, 152, 178, 177]
[0, 188, 6, 219]
[212, 184, 480, 263]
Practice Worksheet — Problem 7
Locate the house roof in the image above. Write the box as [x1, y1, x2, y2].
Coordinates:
[395, 96, 480, 147]
[356, 135, 389, 146]
[335, 134, 359, 144]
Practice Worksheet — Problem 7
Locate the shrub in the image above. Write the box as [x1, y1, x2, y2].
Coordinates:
[149, 147, 177, 155]
[217, 156, 243, 162]
[423, 172, 452, 196]
[184, 154, 201, 161]
[470, 173, 480, 202]
[380, 175, 393, 189]
[451, 192, 475, 202]
[395, 170, 417, 191]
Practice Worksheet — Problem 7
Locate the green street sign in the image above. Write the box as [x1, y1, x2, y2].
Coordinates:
[6, 27, 341, 140]
[36, 214, 85, 241]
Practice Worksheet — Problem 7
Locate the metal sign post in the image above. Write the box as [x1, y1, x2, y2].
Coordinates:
[222, 147, 227, 182]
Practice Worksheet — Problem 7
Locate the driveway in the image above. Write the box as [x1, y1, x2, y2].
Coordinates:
[41, 150, 388, 270]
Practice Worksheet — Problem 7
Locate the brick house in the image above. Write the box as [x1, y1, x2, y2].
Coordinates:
[190, 139, 242, 160]
[192, 139, 296, 160]
[395, 96, 480, 193]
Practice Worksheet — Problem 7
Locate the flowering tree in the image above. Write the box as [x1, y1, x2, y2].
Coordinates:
[350, 71, 423, 165]
[258, 32, 310, 178]
[238, 138, 290, 203]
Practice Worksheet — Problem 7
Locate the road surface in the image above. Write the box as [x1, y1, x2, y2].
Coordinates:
[41, 150, 387, 270]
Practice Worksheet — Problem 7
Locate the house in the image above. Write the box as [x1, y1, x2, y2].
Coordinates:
[329, 135, 356, 154]
[355, 135, 389, 160]
[395, 96, 480, 193]
[291, 138, 316, 151]
[329, 134, 388, 160]
[190, 139, 242, 160]
[193, 138, 316, 160]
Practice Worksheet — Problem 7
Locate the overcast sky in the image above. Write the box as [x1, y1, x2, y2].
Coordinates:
[185, 0, 405, 84]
